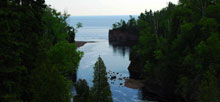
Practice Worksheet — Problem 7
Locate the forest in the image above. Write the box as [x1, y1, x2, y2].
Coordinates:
[0, 0, 82, 102]
[1, 0, 220, 102]
[112, 0, 220, 101]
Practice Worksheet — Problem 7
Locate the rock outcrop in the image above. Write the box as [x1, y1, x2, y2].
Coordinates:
[128, 50, 145, 79]
[108, 29, 138, 46]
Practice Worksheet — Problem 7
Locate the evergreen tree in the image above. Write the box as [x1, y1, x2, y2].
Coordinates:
[74, 79, 90, 102]
[90, 57, 112, 102]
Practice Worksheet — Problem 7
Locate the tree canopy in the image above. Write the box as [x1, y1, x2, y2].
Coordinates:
[0, 0, 82, 102]
[113, 0, 220, 101]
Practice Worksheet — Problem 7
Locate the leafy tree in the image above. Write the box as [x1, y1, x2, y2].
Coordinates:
[47, 41, 82, 77]
[0, 1, 82, 102]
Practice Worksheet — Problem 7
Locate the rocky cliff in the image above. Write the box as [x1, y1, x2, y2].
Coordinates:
[128, 50, 145, 79]
[108, 29, 138, 46]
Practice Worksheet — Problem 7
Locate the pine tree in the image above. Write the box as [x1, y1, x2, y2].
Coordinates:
[90, 57, 112, 102]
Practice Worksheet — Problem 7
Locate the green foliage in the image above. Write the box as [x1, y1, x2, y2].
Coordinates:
[195, 33, 220, 71]
[0, 1, 82, 102]
[206, 4, 220, 22]
[76, 22, 83, 29]
[31, 66, 72, 102]
[198, 68, 219, 102]
[48, 41, 82, 77]
[74, 79, 90, 102]
[176, 76, 190, 101]
[127, 0, 220, 101]
[90, 57, 113, 102]
[112, 16, 137, 33]
[74, 57, 112, 102]
[154, 50, 163, 60]
[112, 0, 220, 101]
[144, 60, 152, 75]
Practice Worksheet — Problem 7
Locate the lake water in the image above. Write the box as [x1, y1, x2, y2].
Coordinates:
[67, 16, 150, 102]
[67, 15, 137, 41]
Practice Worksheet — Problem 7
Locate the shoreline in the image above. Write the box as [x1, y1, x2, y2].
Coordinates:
[124, 79, 145, 89]
[76, 41, 96, 48]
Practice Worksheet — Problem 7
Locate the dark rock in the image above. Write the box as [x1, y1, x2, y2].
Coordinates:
[109, 29, 138, 46]
[128, 50, 145, 79]
[118, 78, 123, 80]
[110, 76, 117, 80]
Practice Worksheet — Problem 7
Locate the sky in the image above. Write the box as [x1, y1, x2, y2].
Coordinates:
[45, 0, 179, 16]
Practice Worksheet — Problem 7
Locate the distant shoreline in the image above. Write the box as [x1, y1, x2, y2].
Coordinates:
[76, 41, 96, 48]
[69, 15, 139, 17]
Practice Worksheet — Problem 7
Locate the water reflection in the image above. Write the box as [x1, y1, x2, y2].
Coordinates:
[109, 43, 131, 57]
[76, 41, 147, 102]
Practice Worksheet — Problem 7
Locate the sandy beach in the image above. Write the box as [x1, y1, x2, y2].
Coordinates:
[76, 41, 96, 48]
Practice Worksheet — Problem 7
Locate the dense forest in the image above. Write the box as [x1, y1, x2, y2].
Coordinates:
[0, 0, 82, 102]
[113, 0, 220, 101]
[1, 0, 220, 102]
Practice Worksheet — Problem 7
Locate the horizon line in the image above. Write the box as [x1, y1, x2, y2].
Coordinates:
[69, 14, 139, 17]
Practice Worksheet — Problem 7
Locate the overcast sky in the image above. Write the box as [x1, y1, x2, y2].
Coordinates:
[45, 0, 179, 16]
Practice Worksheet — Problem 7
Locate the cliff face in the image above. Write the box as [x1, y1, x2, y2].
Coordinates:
[108, 29, 138, 46]
[128, 50, 145, 79]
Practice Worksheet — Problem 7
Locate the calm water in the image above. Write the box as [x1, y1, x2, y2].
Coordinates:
[68, 16, 149, 102]
[67, 15, 137, 41]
